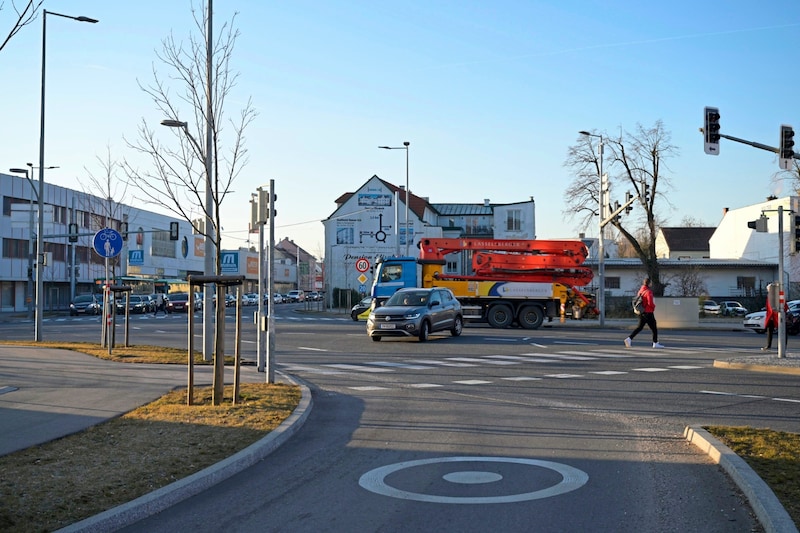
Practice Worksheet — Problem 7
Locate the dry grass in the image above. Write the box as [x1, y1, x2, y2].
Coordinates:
[0, 357, 299, 532]
[705, 426, 800, 527]
[0, 340, 214, 364]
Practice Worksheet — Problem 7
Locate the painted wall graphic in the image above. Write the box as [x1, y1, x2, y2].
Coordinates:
[358, 193, 392, 207]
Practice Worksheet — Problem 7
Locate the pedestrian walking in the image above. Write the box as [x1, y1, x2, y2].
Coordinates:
[154, 293, 165, 316]
[761, 293, 787, 351]
[624, 276, 663, 348]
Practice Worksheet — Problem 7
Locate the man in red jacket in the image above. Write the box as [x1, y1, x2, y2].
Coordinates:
[625, 277, 663, 348]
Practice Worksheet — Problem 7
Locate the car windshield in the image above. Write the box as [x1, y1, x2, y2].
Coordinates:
[74, 295, 93, 303]
[387, 291, 428, 306]
[171, 294, 189, 302]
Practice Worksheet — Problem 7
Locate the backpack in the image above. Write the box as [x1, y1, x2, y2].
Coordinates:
[632, 293, 644, 315]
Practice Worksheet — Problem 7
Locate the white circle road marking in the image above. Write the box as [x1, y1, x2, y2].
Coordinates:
[359, 456, 588, 504]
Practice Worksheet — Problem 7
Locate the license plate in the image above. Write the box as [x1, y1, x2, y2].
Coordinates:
[379, 323, 396, 330]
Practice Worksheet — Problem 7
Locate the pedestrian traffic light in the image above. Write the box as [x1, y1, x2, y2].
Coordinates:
[68, 223, 78, 243]
[794, 215, 800, 253]
[780, 125, 795, 170]
[704, 106, 721, 155]
[169, 221, 179, 240]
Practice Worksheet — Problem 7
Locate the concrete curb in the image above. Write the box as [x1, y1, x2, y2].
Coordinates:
[714, 360, 800, 376]
[684, 425, 798, 533]
[58, 373, 313, 533]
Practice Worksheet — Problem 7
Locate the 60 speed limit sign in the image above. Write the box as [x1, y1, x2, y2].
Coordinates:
[355, 257, 370, 273]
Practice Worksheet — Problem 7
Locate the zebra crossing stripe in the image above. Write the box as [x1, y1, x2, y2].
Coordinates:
[324, 364, 394, 373]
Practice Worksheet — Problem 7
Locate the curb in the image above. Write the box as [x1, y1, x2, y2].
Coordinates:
[58, 373, 313, 533]
[714, 360, 800, 376]
[684, 425, 798, 533]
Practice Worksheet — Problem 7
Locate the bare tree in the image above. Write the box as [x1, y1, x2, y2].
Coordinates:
[662, 265, 708, 297]
[564, 121, 678, 295]
[0, 0, 42, 53]
[122, 1, 256, 404]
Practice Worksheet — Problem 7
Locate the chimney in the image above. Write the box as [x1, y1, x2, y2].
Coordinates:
[484, 199, 490, 207]
[722, 207, 729, 216]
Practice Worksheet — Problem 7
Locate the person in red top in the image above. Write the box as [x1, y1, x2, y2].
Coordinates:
[624, 277, 663, 348]
[762, 294, 788, 351]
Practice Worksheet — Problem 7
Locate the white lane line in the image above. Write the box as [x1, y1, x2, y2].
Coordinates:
[408, 359, 477, 367]
[350, 386, 389, 391]
[774, 397, 800, 403]
[502, 376, 543, 381]
[520, 353, 594, 361]
[408, 383, 444, 388]
[454, 380, 492, 385]
[324, 364, 394, 373]
[631, 367, 670, 372]
[590, 370, 628, 375]
[669, 365, 704, 369]
[298, 346, 328, 352]
[544, 374, 582, 379]
[369, 362, 432, 369]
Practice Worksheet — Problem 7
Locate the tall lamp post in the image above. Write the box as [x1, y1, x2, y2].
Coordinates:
[35, 10, 98, 341]
[161, 119, 215, 362]
[379, 142, 411, 255]
[579, 131, 605, 327]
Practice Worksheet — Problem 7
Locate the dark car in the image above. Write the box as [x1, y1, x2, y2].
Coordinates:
[366, 287, 463, 342]
[351, 296, 373, 321]
[69, 294, 101, 316]
[166, 292, 194, 313]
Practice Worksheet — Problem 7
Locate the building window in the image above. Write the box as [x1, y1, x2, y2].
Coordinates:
[151, 230, 176, 258]
[506, 210, 521, 231]
[2, 237, 28, 259]
[605, 276, 620, 289]
[446, 260, 458, 273]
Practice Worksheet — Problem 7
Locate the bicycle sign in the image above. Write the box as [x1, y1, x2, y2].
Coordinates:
[355, 257, 370, 273]
[93, 228, 122, 258]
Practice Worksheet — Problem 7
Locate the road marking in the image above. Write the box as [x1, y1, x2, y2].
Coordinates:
[453, 379, 492, 385]
[359, 456, 588, 504]
[298, 346, 328, 352]
[544, 373, 582, 379]
[324, 364, 393, 373]
[502, 376, 542, 381]
[590, 370, 627, 375]
[631, 367, 669, 372]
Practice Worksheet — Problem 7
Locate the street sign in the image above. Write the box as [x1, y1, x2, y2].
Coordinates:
[355, 257, 370, 273]
[92, 228, 122, 258]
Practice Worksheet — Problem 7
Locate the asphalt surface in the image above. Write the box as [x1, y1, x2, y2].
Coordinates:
[0, 314, 797, 532]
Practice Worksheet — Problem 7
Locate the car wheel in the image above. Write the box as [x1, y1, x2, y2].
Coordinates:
[451, 316, 463, 337]
[351, 312, 359, 321]
[418, 320, 430, 342]
[371, 335, 381, 342]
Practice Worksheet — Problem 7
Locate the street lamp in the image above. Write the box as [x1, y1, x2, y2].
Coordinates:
[35, 10, 98, 341]
[579, 130, 605, 327]
[161, 118, 215, 362]
[379, 141, 411, 256]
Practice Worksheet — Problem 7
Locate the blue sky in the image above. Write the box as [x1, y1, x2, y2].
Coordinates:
[2, 1, 799, 258]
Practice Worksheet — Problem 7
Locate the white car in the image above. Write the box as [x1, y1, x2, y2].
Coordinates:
[242, 293, 258, 306]
[719, 301, 748, 316]
[701, 300, 721, 315]
[742, 310, 766, 334]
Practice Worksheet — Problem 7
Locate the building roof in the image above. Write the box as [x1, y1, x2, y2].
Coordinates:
[430, 203, 493, 216]
[659, 227, 715, 252]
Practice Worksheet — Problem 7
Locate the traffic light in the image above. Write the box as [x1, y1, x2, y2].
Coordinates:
[704, 106, 721, 155]
[794, 215, 800, 253]
[625, 192, 633, 214]
[780, 125, 795, 170]
[747, 215, 768, 233]
[68, 223, 78, 243]
[169, 221, 179, 241]
[120, 222, 128, 241]
[257, 188, 278, 222]
[643, 184, 651, 203]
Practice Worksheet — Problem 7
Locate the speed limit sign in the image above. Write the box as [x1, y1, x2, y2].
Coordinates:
[355, 257, 370, 273]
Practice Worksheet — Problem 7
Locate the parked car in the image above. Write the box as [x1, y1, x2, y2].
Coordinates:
[308, 291, 321, 301]
[367, 287, 463, 342]
[743, 306, 800, 335]
[351, 296, 373, 321]
[166, 292, 194, 313]
[69, 294, 101, 316]
[701, 300, 721, 315]
[271, 293, 284, 304]
[286, 289, 305, 302]
[719, 301, 748, 316]
[243, 293, 258, 306]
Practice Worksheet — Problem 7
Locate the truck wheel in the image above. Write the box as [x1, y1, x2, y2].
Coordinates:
[451, 316, 463, 337]
[518, 305, 544, 329]
[418, 321, 430, 342]
[487, 304, 513, 328]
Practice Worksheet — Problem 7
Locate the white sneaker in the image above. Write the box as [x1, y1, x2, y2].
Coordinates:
[652, 342, 664, 348]
[624, 337, 631, 348]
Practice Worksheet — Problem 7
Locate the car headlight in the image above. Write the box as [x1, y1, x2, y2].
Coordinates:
[404, 312, 421, 320]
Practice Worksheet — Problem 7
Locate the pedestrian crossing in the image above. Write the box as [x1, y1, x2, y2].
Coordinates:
[280, 346, 726, 391]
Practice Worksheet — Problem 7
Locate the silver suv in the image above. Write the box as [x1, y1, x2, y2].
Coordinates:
[367, 287, 463, 342]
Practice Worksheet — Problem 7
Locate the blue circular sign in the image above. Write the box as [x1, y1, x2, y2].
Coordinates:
[93, 228, 123, 258]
